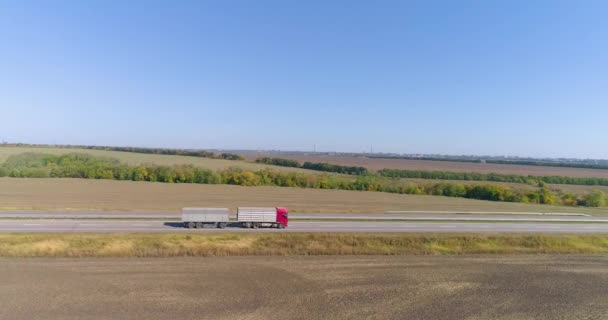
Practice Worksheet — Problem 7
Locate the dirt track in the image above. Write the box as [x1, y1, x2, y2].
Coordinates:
[1, 255, 608, 319]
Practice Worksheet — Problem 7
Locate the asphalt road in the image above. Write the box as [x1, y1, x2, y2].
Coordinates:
[2, 255, 608, 320]
[2, 211, 608, 222]
[1, 219, 608, 233]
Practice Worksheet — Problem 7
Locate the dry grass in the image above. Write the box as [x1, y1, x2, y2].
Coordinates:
[0, 146, 308, 172]
[551, 184, 608, 195]
[1, 177, 607, 214]
[0, 233, 256, 257]
[242, 153, 608, 178]
[2, 233, 608, 257]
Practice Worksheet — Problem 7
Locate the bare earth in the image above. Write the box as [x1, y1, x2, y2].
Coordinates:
[2, 177, 608, 215]
[1, 255, 608, 320]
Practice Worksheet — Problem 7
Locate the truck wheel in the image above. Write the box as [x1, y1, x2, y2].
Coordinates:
[196, 222, 203, 229]
[276, 223, 285, 229]
[242, 222, 251, 228]
[252, 223, 259, 229]
[218, 222, 227, 229]
[186, 222, 195, 229]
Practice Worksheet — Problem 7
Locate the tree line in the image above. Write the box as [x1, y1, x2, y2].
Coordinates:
[378, 169, 608, 187]
[370, 155, 608, 170]
[1, 153, 606, 208]
[255, 157, 300, 167]
[485, 160, 608, 170]
[253, 157, 608, 188]
[255, 157, 368, 175]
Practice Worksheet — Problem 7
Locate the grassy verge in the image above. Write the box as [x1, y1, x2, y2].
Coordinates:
[3, 233, 608, 257]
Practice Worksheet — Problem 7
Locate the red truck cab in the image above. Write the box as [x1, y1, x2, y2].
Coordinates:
[276, 207, 289, 228]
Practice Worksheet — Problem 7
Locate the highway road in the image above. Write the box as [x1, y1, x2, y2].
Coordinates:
[1, 219, 608, 233]
[2, 211, 608, 222]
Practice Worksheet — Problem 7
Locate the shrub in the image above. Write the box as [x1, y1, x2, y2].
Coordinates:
[585, 191, 606, 207]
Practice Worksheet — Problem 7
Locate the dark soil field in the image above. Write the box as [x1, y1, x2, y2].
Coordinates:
[2, 255, 608, 320]
[243, 153, 608, 178]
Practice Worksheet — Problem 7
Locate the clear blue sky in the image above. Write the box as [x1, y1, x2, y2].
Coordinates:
[1, 1, 607, 158]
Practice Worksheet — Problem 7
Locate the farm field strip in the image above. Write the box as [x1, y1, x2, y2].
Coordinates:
[242, 152, 608, 178]
[2, 255, 608, 319]
[0, 146, 308, 172]
[6, 147, 608, 180]
[1, 178, 608, 215]
[3, 147, 608, 198]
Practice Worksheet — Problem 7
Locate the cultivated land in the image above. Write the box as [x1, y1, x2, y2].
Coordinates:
[0, 146, 308, 172]
[2, 255, 608, 320]
[3, 146, 608, 198]
[2, 177, 608, 214]
[242, 152, 608, 178]
[2, 147, 608, 212]
[7, 146, 608, 179]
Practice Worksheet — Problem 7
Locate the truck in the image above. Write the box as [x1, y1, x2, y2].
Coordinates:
[237, 207, 289, 229]
[181, 207, 288, 229]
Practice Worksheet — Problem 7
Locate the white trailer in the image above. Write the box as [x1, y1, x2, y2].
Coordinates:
[182, 208, 229, 229]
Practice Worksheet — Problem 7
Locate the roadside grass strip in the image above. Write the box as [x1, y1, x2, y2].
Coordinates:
[3, 233, 608, 257]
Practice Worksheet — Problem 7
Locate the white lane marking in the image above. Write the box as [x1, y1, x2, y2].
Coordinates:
[23, 223, 42, 226]
[439, 225, 457, 228]
[131, 224, 151, 227]
[80, 224, 101, 227]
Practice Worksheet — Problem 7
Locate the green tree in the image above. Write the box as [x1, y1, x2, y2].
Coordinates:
[539, 187, 556, 205]
[585, 191, 606, 207]
[132, 166, 148, 181]
[561, 193, 578, 206]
